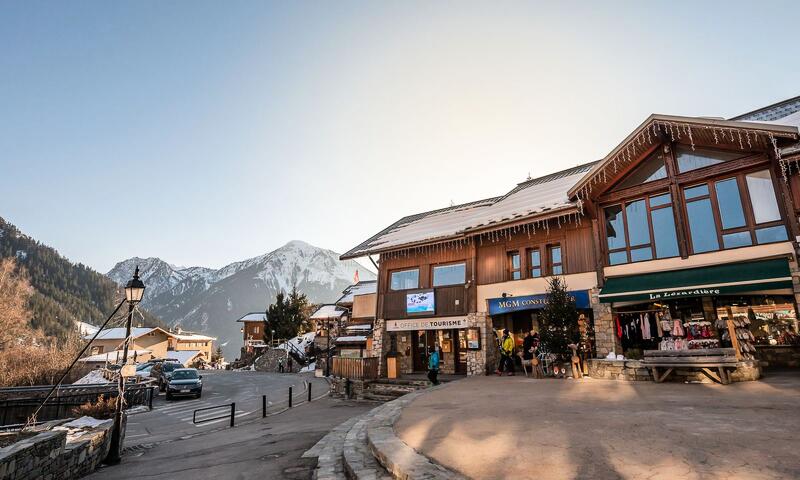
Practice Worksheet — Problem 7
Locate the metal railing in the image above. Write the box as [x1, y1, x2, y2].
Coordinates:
[193, 403, 236, 427]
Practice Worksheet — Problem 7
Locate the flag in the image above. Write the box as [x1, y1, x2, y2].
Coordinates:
[354, 269, 359, 283]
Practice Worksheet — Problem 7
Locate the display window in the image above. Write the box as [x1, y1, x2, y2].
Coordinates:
[714, 296, 799, 347]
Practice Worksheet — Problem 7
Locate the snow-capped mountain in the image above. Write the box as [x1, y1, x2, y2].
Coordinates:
[107, 240, 375, 359]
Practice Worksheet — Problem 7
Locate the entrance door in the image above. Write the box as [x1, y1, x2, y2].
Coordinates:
[454, 329, 467, 374]
[412, 330, 436, 371]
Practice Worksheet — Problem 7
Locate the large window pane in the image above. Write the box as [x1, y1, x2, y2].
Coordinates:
[685, 184, 709, 200]
[676, 146, 748, 173]
[625, 200, 650, 246]
[715, 178, 746, 229]
[529, 250, 541, 278]
[609, 251, 628, 265]
[616, 149, 667, 189]
[722, 232, 752, 249]
[604, 205, 627, 250]
[650, 207, 679, 258]
[630, 247, 653, 262]
[746, 170, 782, 224]
[650, 193, 671, 207]
[432, 263, 466, 286]
[755, 226, 788, 244]
[390, 269, 419, 290]
[686, 199, 720, 253]
[550, 246, 562, 265]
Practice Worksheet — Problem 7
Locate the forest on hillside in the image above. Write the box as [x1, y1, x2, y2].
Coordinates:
[0, 217, 163, 339]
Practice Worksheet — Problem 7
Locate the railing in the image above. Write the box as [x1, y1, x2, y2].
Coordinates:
[193, 403, 236, 427]
[331, 357, 379, 380]
[0, 382, 155, 427]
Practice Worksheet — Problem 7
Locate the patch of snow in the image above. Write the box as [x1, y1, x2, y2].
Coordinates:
[73, 370, 111, 385]
[300, 362, 316, 373]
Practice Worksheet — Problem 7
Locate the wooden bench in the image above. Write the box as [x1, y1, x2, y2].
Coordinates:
[643, 348, 739, 385]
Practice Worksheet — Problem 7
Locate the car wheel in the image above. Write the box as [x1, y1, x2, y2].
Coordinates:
[166, 393, 172, 400]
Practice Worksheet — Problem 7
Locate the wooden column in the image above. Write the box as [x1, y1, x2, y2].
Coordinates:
[664, 142, 690, 258]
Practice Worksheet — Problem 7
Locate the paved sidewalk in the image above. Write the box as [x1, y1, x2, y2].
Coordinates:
[396, 371, 800, 480]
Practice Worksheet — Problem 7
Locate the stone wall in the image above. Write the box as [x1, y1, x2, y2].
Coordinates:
[756, 345, 800, 368]
[466, 312, 494, 376]
[588, 359, 761, 383]
[253, 348, 303, 373]
[0, 418, 114, 480]
[591, 288, 621, 359]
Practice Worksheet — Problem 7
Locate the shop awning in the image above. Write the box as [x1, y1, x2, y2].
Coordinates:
[599, 258, 793, 303]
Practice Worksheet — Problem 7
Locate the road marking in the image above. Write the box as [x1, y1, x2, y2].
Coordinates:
[192, 410, 254, 427]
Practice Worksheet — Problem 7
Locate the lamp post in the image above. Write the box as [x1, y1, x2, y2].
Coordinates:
[271, 329, 275, 347]
[107, 266, 145, 464]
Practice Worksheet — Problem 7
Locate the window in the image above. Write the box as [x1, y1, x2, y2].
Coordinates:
[676, 145, 748, 173]
[684, 170, 787, 254]
[549, 245, 563, 275]
[529, 249, 542, 278]
[432, 263, 466, 286]
[615, 149, 668, 189]
[508, 252, 521, 280]
[390, 269, 419, 290]
[253, 326, 260, 334]
[603, 193, 678, 265]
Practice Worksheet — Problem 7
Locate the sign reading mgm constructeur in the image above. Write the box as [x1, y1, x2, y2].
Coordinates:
[386, 317, 469, 332]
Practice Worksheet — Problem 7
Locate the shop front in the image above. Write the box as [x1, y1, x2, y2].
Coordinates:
[486, 290, 595, 361]
[598, 258, 798, 379]
[386, 317, 474, 375]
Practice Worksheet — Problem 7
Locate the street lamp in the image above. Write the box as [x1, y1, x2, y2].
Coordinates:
[271, 329, 275, 347]
[107, 266, 146, 464]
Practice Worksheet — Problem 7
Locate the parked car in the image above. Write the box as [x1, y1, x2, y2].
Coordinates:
[151, 361, 183, 391]
[165, 368, 203, 400]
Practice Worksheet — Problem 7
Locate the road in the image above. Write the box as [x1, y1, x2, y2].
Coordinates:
[123, 370, 330, 448]
[88, 371, 370, 480]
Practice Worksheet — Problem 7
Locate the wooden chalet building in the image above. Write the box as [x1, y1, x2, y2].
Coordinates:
[341, 95, 800, 381]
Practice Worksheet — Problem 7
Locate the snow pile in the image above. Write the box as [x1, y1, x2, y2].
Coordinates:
[73, 369, 111, 385]
[300, 362, 316, 373]
[276, 332, 316, 359]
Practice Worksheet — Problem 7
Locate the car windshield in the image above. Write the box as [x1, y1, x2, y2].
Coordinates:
[171, 370, 198, 380]
[162, 363, 181, 373]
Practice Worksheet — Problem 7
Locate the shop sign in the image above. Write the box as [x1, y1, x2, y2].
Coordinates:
[486, 290, 590, 315]
[647, 288, 720, 300]
[386, 317, 468, 332]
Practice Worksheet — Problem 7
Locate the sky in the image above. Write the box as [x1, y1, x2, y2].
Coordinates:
[1, 1, 799, 274]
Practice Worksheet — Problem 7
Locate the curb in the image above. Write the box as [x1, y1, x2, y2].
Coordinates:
[365, 383, 467, 480]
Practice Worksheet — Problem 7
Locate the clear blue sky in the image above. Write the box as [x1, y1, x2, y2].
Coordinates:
[1, 1, 799, 273]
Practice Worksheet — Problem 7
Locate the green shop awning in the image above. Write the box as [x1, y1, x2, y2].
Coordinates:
[599, 258, 793, 303]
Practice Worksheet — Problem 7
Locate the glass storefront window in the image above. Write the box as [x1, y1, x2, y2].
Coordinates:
[722, 231, 752, 249]
[529, 249, 541, 278]
[676, 145, 748, 173]
[390, 269, 419, 290]
[432, 263, 466, 286]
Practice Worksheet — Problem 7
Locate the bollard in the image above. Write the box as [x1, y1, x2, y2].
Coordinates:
[345, 378, 351, 399]
[288, 386, 293, 408]
[262, 395, 267, 418]
[148, 386, 154, 410]
[230, 402, 236, 427]
[307, 383, 312, 402]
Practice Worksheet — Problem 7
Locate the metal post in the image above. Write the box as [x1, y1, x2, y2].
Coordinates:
[326, 320, 331, 377]
[148, 387, 154, 410]
[307, 383, 312, 402]
[107, 301, 134, 464]
[262, 395, 267, 418]
[288, 386, 293, 408]
[230, 402, 236, 427]
[345, 378, 351, 399]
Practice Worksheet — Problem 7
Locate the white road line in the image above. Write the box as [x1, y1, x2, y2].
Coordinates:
[192, 410, 253, 427]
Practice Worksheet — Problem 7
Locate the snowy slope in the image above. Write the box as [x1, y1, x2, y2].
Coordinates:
[107, 240, 375, 359]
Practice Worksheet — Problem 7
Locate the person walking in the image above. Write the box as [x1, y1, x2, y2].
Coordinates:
[522, 330, 539, 361]
[496, 329, 516, 376]
[427, 345, 440, 385]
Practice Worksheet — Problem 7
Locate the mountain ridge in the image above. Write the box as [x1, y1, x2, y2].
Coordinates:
[107, 240, 375, 359]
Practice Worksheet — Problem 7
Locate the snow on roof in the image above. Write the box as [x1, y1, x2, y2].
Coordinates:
[171, 350, 204, 366]
[336, 281, 377, 304]
[336, 336, 368, 343]
[79, 349, 152, 363]
[345, 324, 372, 331]
[341, 162, 596, 258]
[171, 332, 216, 341]
[237, 312, 266, 322]
[86, 327, 160, 341]
[73, 370, 112, 385]
[75, 321, 99, 336]
[310, 304, 346, 319]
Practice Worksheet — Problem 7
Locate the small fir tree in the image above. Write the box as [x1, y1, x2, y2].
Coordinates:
[265, 287, 310, 340]
[538, 277, 580, 358]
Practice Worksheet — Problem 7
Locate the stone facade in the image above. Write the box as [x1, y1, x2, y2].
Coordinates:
[590, 288, 621, 359]
[589, 358, 761, 383]
[0, 418, 114, 480]
[466, 312, 494, 376]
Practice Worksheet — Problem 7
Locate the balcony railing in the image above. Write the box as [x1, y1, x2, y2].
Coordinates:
[331, 356, 379, 380]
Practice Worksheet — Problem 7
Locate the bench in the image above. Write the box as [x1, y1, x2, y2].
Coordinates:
[642, 348, 739, 385]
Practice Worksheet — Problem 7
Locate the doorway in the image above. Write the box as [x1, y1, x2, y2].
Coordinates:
[412, 330, 436, 372]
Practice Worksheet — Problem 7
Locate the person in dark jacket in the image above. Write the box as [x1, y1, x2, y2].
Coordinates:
[522, 330, 540, 361]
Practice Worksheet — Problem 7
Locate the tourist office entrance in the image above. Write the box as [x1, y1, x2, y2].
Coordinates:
[386, 317, 472, 374]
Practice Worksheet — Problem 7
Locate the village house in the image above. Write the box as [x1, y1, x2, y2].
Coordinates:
[341, 95, 800, 381]
[85, 327, 216, 367]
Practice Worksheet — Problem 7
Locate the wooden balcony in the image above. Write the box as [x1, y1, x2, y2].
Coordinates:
[383, 285, 467, 319]
[331, 356, 379, 380]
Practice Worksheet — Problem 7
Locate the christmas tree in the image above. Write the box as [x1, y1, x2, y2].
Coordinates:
[539, 277, 580, 358]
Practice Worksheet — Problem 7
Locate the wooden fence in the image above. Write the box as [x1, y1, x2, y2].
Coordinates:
[331, 357, 379, 380]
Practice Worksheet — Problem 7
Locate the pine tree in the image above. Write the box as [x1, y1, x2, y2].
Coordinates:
[538, 277, 580, 358]
[265, 287, 310, 340]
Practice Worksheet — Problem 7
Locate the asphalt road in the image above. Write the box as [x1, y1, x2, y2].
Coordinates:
[123, 370, 329, 448]
[88, 375, 370, 480]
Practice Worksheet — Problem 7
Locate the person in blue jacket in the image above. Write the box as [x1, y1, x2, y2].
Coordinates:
[427, 345, 440, 385]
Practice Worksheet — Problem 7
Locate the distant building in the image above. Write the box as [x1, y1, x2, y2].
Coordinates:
[84, 326, 215, 366]
[236, 312, 267, 359]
